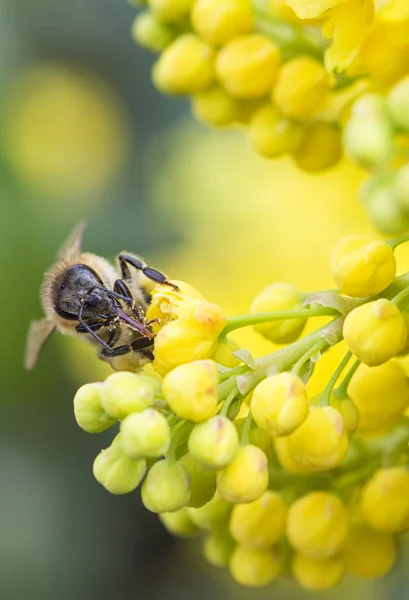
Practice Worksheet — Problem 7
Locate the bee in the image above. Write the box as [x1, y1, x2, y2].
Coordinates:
[25, 222, 177, 372]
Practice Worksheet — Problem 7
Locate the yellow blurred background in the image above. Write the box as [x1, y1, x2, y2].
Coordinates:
[2, 1, 409, 599]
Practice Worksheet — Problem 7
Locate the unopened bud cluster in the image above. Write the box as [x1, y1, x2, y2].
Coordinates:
[129, 0, 409, 184]
[73, 234, 409, 590]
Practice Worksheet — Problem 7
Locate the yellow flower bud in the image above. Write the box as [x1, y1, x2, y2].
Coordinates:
[249, 104, 303, 158]
[273, 56, 329, 120]
[159, 507, 200, 537]
[229, 546, 282, 587]
[73, 382, 116, 433]
[162, 359, 219, 421]
[330, 234, 396, 297]
[153, 322, 219, 375]
[361, 467, 409, 533]
[249, 282, 306, 343]
[191, 0, 253, 46]
[343, 522, 397, 579]
[217, 445, 269, 503]
[211, 336, 240, 368]
[292, 122, 342, 172]
[330, 397, 359, 434]
[93, 440, 147, 495]
[234, 418, 273, 457]
[348, 362, 409, 431]
[152, 34, 215, 95]
[287, 492, 349, 559]
[216, 34, 281, 99]
[101, 373, 160, 420]
[229, 490, 287, 548]
[147, 280, 205, 328]
[273, 436, 313, 474]
[251, 372, 308, 436]
[187, 493, 232, 530]
[192, 85, 244, 127]
[203, 529, 236, 567]
[287, 406, 348, 471]
[292, 553, 345, 590]
[343, 299, 407, 367]
[148, 0, 195, 24]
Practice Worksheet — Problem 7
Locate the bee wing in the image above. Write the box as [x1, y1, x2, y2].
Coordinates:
[25, 318, 56, 370]
[57, 221, 87, 260]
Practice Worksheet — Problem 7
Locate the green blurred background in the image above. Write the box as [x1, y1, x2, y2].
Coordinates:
[1, 1, 409, 599]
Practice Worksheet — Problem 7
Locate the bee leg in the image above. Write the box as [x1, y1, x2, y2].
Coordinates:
[113, 279, 133, 300]
[76, 319, 114, 352]
[76, 322, 103, 333]
[118, 254, 179, 291]
[101, 335, 153, 358]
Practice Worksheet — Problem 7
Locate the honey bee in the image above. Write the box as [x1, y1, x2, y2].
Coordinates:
[25, 222, 177, 372]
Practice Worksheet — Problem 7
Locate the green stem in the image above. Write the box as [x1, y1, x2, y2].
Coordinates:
[221, 307, 339, 336]
[166, 420, 193, 461]
[391, 285, 409, 308]
[319, 350, 352, 407]
[234, 318, 344, 397]
[252, 0, 327, 61]
[292, 339, 328, 378]
[218, 364, 249, 381]
[240, 411, 253, 445]
[220, 388, 238, 417]
[387, 233, 409, 250]
[334, 359, 360, 399]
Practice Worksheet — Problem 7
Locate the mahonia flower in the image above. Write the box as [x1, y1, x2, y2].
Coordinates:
[69, 232, 409, 590]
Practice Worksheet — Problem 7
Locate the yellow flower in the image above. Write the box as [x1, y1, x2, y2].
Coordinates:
[152, 34, 215, 95]
[229, 546, 282, 587]
[330, 234, 396, 297]
[348, 361, 409, 431]
[343, 299, 407, 366]
[191, 0, 253, 46]
[292, 553, 345, 590]
[229, 490, 287, 548]
[216, 34, 281, 99]
[343, 521, 397, 579]
[249, 282, 306, 343]
[361, 467, 409, 533]
[287, 492, 349, 558]
[147, 281, 226, 374]
[286, 406, 348, 471]
[162, 359, 220, 421]
[251, 372, 309, 436]
[273, 56, 330, 121]
[217, 445, 269, 503]
[249, 105, 303, 159]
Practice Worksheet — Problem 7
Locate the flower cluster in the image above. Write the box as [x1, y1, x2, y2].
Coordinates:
[73, 232, 409, 590]
[130, 0, 409, 204]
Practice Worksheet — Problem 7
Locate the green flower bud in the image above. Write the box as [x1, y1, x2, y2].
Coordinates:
[344, 95, 393, 166]
[387, 76, 409, 132]
[188, 416, 239, 469]
[159, 507, 200, 537]
[93, 440, 147, 494]
[73, 382, 115, 433]
[101, 372, 160, 420]
[179, 453, 217, 508]
[141, 459, 190, 513]
[204, 529, 236, 567]
[120, 409, 171, 459]
[131, 11, 177, 53]
[361, 175, 409, 234]
[395, 163, 409, 210]
[187, 493, 232, 530]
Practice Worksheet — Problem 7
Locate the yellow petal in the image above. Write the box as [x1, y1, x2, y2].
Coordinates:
[286, 0, 346, 19]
